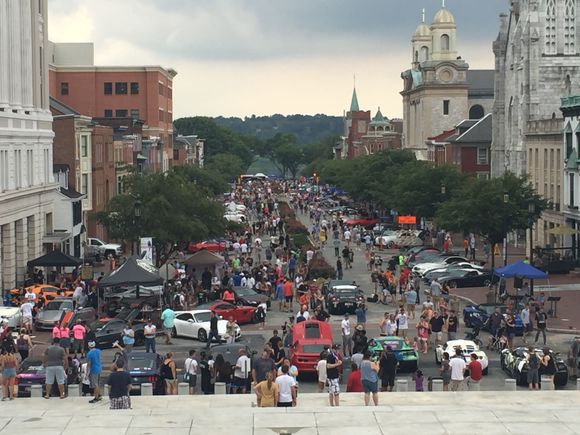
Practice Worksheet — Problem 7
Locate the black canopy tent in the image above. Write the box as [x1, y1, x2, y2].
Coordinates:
[98, 255, 163, 288]
[27, 250, 83, 268]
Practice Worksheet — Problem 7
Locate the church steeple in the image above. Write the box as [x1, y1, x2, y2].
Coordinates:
[350, 87, 360, 112]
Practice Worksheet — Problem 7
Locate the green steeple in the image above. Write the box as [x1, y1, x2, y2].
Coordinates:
[350, 88, 360, 112]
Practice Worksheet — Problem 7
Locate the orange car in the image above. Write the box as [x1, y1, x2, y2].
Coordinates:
[9, 284, 73, 305]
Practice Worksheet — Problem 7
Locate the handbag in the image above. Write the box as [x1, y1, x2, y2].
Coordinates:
[183, 359, 191, 382]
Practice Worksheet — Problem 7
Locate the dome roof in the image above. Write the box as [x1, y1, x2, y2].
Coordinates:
[414, 23, 431, 37]
[433, 8, 455, 25]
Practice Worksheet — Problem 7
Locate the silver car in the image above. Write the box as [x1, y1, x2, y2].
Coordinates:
[34, 298, 74, 330]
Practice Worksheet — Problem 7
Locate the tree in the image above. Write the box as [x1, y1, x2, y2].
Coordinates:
[435, 173, 548, 269]
[204, 153, 247, 184]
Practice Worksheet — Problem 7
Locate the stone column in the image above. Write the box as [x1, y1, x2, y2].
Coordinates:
[27, 214, 40, 261]
[19, 0, 32, 109]
[1, 222, 16, 290]
[7, 0, 22, 109]
[0, 1, 9, 108]
[15, 218, 28, 285]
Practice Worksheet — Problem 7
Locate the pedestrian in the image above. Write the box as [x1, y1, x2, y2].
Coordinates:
[336, 258, 343, 280]
[466, 353, 482, 390]
[449, 348, 466, 391]
[430, 279, 442, 310]
[16, 328, 32, 361]
[360, 350, 379, 406]
[446, 310, 458, 341]
[379, 345, 397, 392]
[0, 348, 18, 400]
[72, 320, 87, 357]
[257, 299, 268, 329]
[161, 352, 177, 395]
[540, 347, 557, 388]
[86, 341, 102, 403]
[413, 369, 424, 391]
[355, 303, 367, 328]
[254, 371, 278, 407]
[144, 319, 157, 353]
[346, 362, 364, 392]
[160, 305, 175, 345]
[52, 321, 61, 341]
[226, 317, 237, 344]
[535, 306, 548, 345]
[43, 337, 67, 399]
[333, 238, 341, 257]
[440, 352, 452, 391]
[275, 364, 297, 407]
[233, 348, 251, 393]
[184, 349, 198, 394]
[199, 352, 214, 395]
[396, 308, 408, 338]
[405, 287, 417, 320]
[206, 311, 220, 349]
[341, 314, 352, 357]
[526, 346, 540, 390]
[59, 323, 71, 356]
[107, 358, 132, 409]
[20, 299, 34, 334]
[463, 238, 469, 257]
[429, 311, 444, 346]
[326, 344, 342, 406]
[316, 351, 328, 393]
[122, 321, 135, 354]
[521, 304, 531, 344]
[417, 316, 430, 354]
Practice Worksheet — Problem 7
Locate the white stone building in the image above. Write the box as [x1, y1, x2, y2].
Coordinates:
[0, 0, 56, 290]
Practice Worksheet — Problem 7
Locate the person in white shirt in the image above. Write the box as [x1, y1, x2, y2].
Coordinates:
[73, 284, 84, 307]
[233, 348, 251, 393]
[296, 306, 310, 322]
[521, 304, 531, 343]
[344, 229, 352, 246]
[240, 242, 248, 256]
[20, 301, 34, 333]
[184, 350, 199, 395]
[341, 314, 352, 357]
[25, 288, 36, 302]
[449, 349, 467, 391]
[247, 276, 256, 289]
[316, 352, 328, 392]
[306, 249, 314, 264]
[240, 274, 247, 287]
[396, 308, 408, 338]
[275, 365, 297, 407]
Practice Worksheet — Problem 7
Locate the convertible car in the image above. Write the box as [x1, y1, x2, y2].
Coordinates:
[435, 339, 489, 375]
[367, 336, 419, 372]
[501, 346, 568, 387]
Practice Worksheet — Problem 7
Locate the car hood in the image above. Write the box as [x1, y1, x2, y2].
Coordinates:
[36, 310, 64, 321]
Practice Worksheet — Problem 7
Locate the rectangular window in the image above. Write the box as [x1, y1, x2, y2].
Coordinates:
[567, 132, 574, 158]
[550, 149, 554, 170]
[115, 109, 128, 118]
[104, 82, 112, 95]
[477, 147, 488, 165]
[81, 174, 88, 195]
[104, 109, 113, 118]
[158, 83, 164, 96]
[159, 109, 164, 122]
[130, 82, 139, 95]
[167, 87, 172, 99]
[443, 100, 450, 115]
[81, 135, 88, 157]
[60, 82, 69, 95]
[476, 172, 489, 180]
[130, 109, 140, 120]
[557, 148, 561, 170]
[544, 149, 548, 169]
[115, 82, 128, 95]
[570, 173, 575, 207]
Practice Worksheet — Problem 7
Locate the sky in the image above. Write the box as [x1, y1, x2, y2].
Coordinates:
[48, 0, 507, 119]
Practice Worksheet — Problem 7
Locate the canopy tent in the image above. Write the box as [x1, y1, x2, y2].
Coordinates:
[158, 262, 178, 282]
[183, 250, 225, 266]
[494, 261, 548, 280]
[27, 250, 82, 268]
[98, 255, 163, 288]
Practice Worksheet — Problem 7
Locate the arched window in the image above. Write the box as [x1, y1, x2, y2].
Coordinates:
[469, 105, 485, 120]
[546, 0, 557, 54]
[420, 46, 429, 61]
[414, 50, 419, 63]
[565, 0, 576, 55]
[441, 34, 450, 51]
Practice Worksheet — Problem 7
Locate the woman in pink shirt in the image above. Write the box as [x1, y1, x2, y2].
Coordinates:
[52, 322, 61, 340]
[59, 324, 71, 355]
[72, 321, 86, 357]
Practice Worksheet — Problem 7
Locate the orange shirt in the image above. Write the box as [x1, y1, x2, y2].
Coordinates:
[283, 281, 294, 297]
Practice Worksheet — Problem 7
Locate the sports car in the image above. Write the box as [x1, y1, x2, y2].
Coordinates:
[435, 339, 489, 375]
[367, 336, 419, 372]
[91, 310, 149, 349]
[323, 281, 364, 315]
[172, 309, 241, 343]
[196, 300, 258, 325]
[501, 347, 568, 387]
[34, 297, 74, 330]
[9, 284, 73, 306]
[437, 269, 498, 289]
[412, 256, 483, 276]
[463, 303, 523, 335]
[233, 286, 270, 308]
[344, 216, 379, 227]
[187, 239, 226, 253]
[16, 358, 69, 397]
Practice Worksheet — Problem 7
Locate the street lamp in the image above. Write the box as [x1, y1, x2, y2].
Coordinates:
[441, 185, 446, 195]
[503, 193, 509, 265]
[528, 199, 536, 296]
[133, 197, 142, 256]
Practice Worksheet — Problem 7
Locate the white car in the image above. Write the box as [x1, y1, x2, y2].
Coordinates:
[374, 230, 398, 248]
[0, 306, 22, 328]
[172, 309, 241, 342]
[435, 339, 489, 375]
[412, 256, 482, 276]
[224, 212, 246, 223]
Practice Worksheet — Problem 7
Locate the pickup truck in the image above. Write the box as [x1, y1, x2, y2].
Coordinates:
[87, 237, 122, 258]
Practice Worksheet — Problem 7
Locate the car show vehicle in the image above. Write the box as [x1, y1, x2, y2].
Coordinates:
[16, 358, 69, 397]
[437, 269, 498, 288]
[0, 306, 22, 328]
[323, 280, 364, 315]
[8, 284, 73, 306]
[435, 339, 489, 375]
[344, 216, 379, 227]
[463, 303, 524, 335]
[172, 309, 241, 342]
[34, 297, 74, 330]
[233, 286, 269, 308]
[412, 256, 483, 276]
[289, 320, 334, 375]
[196, 300, 258, 325]
[91, 310, 148, 349]
[501, 347, 568, 387]
[126, 352, 165, 395]
[187, 240, 226, 253]
[367, 336, 419, 371]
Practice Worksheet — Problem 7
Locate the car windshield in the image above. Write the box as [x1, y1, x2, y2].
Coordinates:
[235, 287, 257, 297]
[127, 355, 156, 371]
[301, 344, 327, 353]
[195, 312, 212, 322]
[378, 339, 402, 350]
[21, 360, 44, 371]
[44, 300, 71, 311]
[333, 286, 357, 293]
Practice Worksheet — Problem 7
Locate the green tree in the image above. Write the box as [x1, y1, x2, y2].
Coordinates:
[204, 153, 247, 183]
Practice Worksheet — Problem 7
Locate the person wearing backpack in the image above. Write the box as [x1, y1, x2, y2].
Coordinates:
[526, 346, 540, 390]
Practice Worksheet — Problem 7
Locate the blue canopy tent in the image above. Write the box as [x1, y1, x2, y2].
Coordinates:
[494, 261, 548, 280]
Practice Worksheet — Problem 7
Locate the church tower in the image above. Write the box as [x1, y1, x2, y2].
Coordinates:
[344, 86, 370, 159]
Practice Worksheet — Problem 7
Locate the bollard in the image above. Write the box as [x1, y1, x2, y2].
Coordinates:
[141, 383, 153, 396]
[504, 379, 516, 391]
[541, 376, 555, 390]
[214, 382, 227, 395]
[395, 378, 408, 392]
[431, 379, 443, 392]
[178, 382, 189, 395]
[468, 382, 480, 391]
[67, 384, 81, 397]
[31, 384, 43, 398]
[576, 378, 580, 391]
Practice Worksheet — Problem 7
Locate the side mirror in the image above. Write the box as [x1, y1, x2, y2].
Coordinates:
[187, 319, 194, 323]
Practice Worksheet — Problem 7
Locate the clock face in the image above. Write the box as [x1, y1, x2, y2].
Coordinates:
[439, 68, 454, 83]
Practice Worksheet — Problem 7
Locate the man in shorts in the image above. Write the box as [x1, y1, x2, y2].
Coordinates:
[326, 344, 342, 406]
[86, 341, 102, 403]
[160, 306, 175, 345]
[429, 311, 444, 346]
[283, 278, 294, 312]
[43, 337, 67, 399]
[379, 345, 397, 392]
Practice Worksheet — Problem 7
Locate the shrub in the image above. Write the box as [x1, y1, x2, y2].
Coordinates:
[278, 201, 295, 219]
[284, 217, 309, 235]
[307, 255, 336, 280]
[290, 233, 312, 251]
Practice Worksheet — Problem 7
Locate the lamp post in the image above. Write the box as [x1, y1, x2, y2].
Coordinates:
[133, 197, 142, 256]
[503, 193, 509, 266]
[528, 199, 536, 296]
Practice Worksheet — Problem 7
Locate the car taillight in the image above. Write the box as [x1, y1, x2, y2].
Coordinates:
[148, 376, 156, 382]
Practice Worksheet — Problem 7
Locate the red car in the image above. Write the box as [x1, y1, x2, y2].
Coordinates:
[197, 301, 257, 325]
[289, 320, 334, 374]
[187, 240, 226, 253]
[344, 216, 379, 227]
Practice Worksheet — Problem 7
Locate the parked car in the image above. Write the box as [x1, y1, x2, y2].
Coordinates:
[0, 306, 22, 329]
[463, 303, 523, 335]
[91, 311, 148, 349]
[423, 266, 482, 283]
[412, 256, 482, 276]
[435, 339, 489, 375]
[16, 357, 69, 397]
[288, 320, 334, 375]
[172, 309, 241, 343]
[60, 307, 97, 328]
[344, 216, 379, 227]
[34, 297, 75, 330]
[374, 230, 398, 248]
[367, 336, 419, 371]
[436, 269, 498, 289]
[196, 300, 258, 325]
[187, 240, 226, 253]
[501, 346, 568, 387]
[87, 237, 123, 258]
[126, 352, 165, 395]
[323, 281, 364, 315]
[233, 286, 270, 308]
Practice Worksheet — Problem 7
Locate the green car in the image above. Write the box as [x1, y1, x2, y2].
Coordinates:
[367, 336, 419, 372]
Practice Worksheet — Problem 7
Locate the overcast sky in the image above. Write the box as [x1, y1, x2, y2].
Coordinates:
[48, 0, 507, 119]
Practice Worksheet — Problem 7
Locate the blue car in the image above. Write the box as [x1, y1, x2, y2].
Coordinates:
[463, 303, 523, 336]
[367, 336, 419, 372]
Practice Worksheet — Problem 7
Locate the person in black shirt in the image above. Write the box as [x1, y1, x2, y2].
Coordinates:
[107, 359, 132, 409]
[326, 344, 342, 407]
[314, 306, 330, 322]
[206, 312, 219, 349]
[535, 307, 548, 345]
[379, 346, 398, 392]
[446, 310, 458, 341]
[429, 312, 445, 346]
[199, 352, 214, 395]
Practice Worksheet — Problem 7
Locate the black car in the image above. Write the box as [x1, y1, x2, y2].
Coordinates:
[323, 281, 364, 315]
[126, 352, 165, 395]
[501, 347, 568, 387]
[438, 269, 498, 288]
[16, 358, 71, 397]
[92, 311, 147, 349]
[233, 286, 270, 308]
[209, 343, 256, 366]
[463, 303, 524, 335]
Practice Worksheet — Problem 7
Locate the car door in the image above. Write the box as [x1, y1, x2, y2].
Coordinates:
[99, 320, 124, 347]
[175, 313, 194, 338]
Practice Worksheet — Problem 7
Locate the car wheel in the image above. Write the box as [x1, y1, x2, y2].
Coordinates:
[387, 242, 395, 249]
[171, 327, 178, 338]
[483, 279, 491, 287]
[198, 329, 207, 342]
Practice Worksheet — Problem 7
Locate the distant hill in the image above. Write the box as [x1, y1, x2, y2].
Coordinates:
[214, 114, 343, 145]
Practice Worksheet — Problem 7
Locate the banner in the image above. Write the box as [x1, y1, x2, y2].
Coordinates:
[140, 237, 154, 264]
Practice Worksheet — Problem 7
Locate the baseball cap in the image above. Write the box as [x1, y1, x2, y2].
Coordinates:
[88, 341, 96, 348]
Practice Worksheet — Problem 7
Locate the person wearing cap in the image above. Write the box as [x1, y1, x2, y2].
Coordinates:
[86, 341, 102, 403]
[379, 345, 397, 392]
[43, 337, 68, 399]
[341, 314, 352, 357]
[326, 344, 342, 406]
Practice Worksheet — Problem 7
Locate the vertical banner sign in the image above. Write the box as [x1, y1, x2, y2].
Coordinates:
[140, 237, 154, 264]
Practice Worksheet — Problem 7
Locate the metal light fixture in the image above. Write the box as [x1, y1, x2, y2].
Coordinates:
[503, 193, 509, 203]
